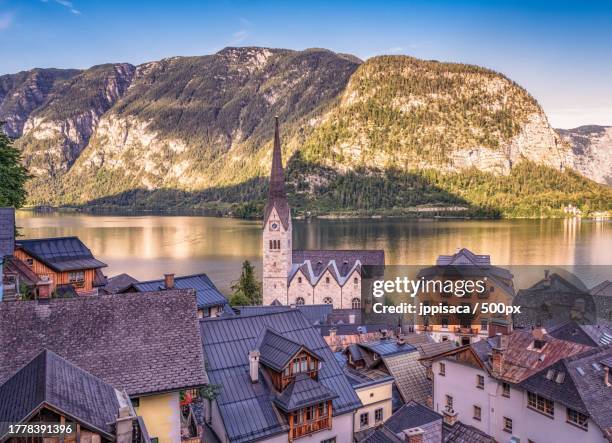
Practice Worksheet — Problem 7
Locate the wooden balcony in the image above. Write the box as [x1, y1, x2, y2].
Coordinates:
[290, 415, 332, 441]
[454, 326, 477, 335]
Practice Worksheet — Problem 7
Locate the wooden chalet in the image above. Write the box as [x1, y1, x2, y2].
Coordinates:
[14, 237, 107, 297]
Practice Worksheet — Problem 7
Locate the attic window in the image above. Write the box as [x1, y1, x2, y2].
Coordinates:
[325, 277, 330, 284]
[555, 372, 565, 384]
[354, 277, 358, 285]
[298, 277, 302, 284]
[533, 339, 546, 350]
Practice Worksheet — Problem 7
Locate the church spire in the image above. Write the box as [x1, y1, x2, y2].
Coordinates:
[269, 116, 286, 199]
[263, 116, 291, 228]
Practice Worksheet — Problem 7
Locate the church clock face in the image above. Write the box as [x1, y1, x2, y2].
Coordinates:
[270, 222, 280, 231]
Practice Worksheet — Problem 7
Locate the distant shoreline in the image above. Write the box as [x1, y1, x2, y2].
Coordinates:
[19, 205, 610, 221]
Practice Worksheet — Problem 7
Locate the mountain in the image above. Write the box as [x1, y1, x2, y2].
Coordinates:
[1, 47, 610, 218]
[557, 125, 612, 185]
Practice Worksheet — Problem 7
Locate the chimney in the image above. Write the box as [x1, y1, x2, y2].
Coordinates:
[488, 319, 512, 337]
[403, 427, 424, 443]
[164, 273, 175, 289]
[397, 335, 406, 346]
[490, 333, 507, 376]
[115, 406, 134, 443]
[442, 408, 458, 427]
[249, 350, 260, 383]
[36, 278, 52, 299]
[605, 367, 611, 388]
[329, 327, 337, 339]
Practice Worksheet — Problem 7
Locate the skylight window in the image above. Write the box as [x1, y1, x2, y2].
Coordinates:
[576, 367, 585, 376]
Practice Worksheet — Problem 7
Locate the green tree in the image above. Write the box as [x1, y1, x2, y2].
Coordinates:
[231, 260, 262, 305]
[229, 291, 251, 307]
[0, 129, 29, 208]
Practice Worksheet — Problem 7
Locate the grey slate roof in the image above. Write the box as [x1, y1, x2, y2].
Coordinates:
[0, 349, 122, 439]
[103, 272, 138, 294]
[548, 321, 612, 347]
[360, 426, 403, 443]
[0, 290, 207, 396]
[239, 303, 332, 325]
[443, 422, 495, 443]
[16, 237, 107, 272]
[384, 400, 442, 433]
[256, 327, 322, 372]
[274, 372, 338, 412]
[129, 273, 228, 309]
[358, 339, 416, 357]
[0, 207, 14, 258]
[199, 310, 361, 443]
[384, 351, 431, 405]
[562, 346, 612, 433]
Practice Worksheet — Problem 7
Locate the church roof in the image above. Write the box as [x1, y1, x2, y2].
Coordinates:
[263, 117, 291, 230]
[290, 249, 385, 286]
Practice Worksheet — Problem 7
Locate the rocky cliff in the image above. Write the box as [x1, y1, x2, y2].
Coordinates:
[0, 47, 609, 216]
[557, 125, 612, 185]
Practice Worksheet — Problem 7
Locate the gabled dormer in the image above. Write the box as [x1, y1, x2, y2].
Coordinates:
[255, 327, 323, 391]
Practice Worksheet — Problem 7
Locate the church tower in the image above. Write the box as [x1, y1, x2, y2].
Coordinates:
[262, 117, 292, 305]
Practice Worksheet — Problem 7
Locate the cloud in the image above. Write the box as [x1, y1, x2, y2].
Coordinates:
[42, 0, 81, 15]
[387, 46, 404, 53]
[0, 12, 14, 30]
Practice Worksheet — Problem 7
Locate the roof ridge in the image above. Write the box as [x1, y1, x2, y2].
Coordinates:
[18, 236, 81, 242]
[133, 272, 210, 285]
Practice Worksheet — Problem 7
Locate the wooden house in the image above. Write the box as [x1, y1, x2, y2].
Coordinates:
[14, 237, 107, 297]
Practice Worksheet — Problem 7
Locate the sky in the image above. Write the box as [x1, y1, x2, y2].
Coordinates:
[0, 0, 611, 128]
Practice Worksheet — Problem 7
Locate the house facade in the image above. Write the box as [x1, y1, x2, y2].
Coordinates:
[428, 327, 612, 443]
[416, 248, 515, 345]
[261, 118, 384, 308]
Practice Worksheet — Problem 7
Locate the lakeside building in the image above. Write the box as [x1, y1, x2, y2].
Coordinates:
[416, 248, 515, 345]
[199, 309, 361, 443]
[0, 349, 149, 442]
[426, 325, 612, 443]
[1, 207, 108, 300]
[261, 118, 385, 307]
[0, 290, 207, 443]
[120, 272, 232, 318]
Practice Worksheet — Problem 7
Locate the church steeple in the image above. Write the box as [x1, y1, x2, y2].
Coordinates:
[263, 116, 290, 229]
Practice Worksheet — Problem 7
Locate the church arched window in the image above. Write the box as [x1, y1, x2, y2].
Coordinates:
[323, 297, 333, 305]
[352, 298, 361, 309]
[354, 277, 358, 285]
[296, 297, 305, 305]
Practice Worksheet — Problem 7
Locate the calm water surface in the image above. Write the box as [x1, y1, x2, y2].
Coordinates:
[15, 212, 612, 294]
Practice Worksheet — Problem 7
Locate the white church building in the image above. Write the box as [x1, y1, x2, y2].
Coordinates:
[262, 118, 384, 308]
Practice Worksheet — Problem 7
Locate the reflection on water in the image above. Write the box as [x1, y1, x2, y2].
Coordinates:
[15, 211, 612, 294]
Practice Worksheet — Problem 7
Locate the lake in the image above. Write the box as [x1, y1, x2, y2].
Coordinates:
[15, 211, 612, 294]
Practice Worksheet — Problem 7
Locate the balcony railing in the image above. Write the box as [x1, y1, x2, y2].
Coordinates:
[290, 416, 331, 441]
[454, 326, 477, 335]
